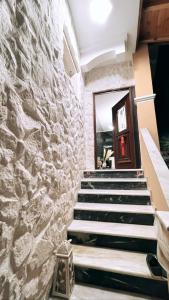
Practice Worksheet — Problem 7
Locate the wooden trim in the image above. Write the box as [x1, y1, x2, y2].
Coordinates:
[140, 38, 169, 44]
[143, 0, 169, 9]
[136, 0, 144, 48]
[131, 87, 141, 168]
[143, 3, 169, 11]
[93, 86, 134, 96]
[93, 86, 137, 169]
[112, 91, 136, 168]
[140, 2, 169, 45]
[134, 94, 156, 103]
[128, 88, 137, 168]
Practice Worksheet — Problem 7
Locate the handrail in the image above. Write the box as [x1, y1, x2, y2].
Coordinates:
[156, 211, 169, 231]
[140, 128, 169, 210]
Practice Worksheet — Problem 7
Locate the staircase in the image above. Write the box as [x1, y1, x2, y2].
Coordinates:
[68, 169, 168, 299]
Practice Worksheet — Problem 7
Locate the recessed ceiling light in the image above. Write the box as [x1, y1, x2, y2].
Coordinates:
[90, 0, 113, 24]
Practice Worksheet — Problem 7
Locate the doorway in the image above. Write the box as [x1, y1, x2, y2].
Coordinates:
[149, 44, 169, 168]
[93, 88, 140, 170]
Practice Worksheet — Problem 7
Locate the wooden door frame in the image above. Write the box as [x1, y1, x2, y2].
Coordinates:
[93, 86, 140, 169]
[112, 90, 136, 169]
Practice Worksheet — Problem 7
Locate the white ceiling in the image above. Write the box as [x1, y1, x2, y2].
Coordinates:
[68, 0, 140, 71]
[95, 90, 129, 132]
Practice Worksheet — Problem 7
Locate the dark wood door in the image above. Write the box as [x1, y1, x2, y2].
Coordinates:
[112, 92, 136, 169]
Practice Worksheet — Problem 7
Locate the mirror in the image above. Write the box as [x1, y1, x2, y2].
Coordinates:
[94, 90, 129, 169]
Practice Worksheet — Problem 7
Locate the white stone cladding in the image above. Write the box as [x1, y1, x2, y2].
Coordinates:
[0, 0, 85, 299]
[84, 61, 135, 169]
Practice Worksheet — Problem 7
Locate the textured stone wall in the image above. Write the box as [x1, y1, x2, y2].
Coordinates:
[84, 62, 135, 169]
[0, 0, 85, 299]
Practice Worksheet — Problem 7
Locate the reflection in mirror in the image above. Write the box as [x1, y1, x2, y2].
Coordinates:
[94, 90, 129, 169]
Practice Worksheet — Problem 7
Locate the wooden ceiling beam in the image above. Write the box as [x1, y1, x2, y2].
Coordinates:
[143, 3, 169, 12]
[143, 0, 169, 9]
[139, 1, 169, 44]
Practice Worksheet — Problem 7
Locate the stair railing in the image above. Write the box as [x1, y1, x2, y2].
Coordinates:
[141, 128, 169, 284]
[140, 128, 169, 211]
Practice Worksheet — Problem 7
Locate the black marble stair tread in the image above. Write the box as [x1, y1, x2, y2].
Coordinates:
[72, 245, 165, 281]
[78, 189, 151, 205]
[68, 220, 156, 240]
[74, 205, 154, 225]
[74, 203, 154, 214]
[81, 178, 147, 190]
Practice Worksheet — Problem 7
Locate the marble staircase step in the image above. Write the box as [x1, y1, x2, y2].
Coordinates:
[68, 220, 157, 253]
[72, 245, 168, 299]
[78, 189, 151, 205]
[84, 169, 144, 178]
[81, 178, 147, 190]
[50, 283, 162, 300]
[74, 203, 155, 225]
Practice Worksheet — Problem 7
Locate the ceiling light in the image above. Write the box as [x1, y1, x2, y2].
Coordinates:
[90, 0, 113, 24]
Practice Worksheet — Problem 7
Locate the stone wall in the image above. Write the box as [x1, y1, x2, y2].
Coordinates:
[84, 62, 135, 169]
[0, 1, 85, 299]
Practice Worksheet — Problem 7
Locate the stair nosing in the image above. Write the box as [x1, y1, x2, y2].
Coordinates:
[68, 220, 156, 240]
[60, 283, 163, 300]
[78, 189, 150, 196]
[81, 178, 147, 182]
[72, 245, 165, 281]
[74, 203, 154, 214]
[84, 169, 144, 172]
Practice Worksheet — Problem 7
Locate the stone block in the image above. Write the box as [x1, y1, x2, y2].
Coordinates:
[0, 222, 14, 264]
[27, 239, 54, 272]
[0, 196, 19, 226]
[0, 0, 85, 298]
[12, 232, 32, 270]
[21, 277, 39, 300]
